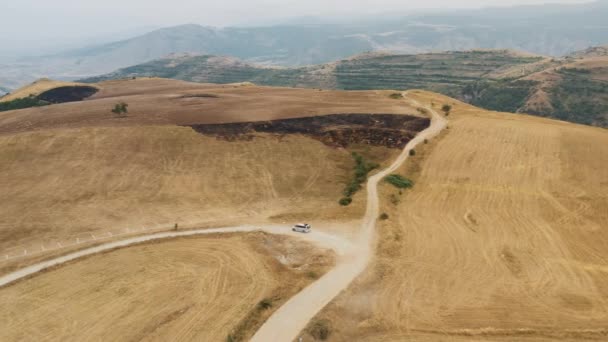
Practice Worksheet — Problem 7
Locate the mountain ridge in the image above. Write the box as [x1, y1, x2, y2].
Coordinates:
[81, 47, 608, 127]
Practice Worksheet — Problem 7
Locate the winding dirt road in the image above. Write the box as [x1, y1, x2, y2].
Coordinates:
[250, 91, 447, 341]
[0, 92, 446, 341]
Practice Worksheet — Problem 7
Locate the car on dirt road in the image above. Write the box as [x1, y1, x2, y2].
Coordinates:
[292, 223, 311, 233]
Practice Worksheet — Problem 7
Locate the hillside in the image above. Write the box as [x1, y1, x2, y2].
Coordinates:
[0, 78, 607, 341]
[4, 0, 608, 90]
[0, 78, 425, 265]
[83, 49, 608, 127]
[306, 91, 608, 341]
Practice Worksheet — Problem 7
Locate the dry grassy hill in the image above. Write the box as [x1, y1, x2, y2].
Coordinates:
[306, 91, 608, 341]
[0, 78, 422, 270]
[2, 78, 607, 341]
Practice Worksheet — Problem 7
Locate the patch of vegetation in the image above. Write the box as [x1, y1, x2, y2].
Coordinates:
[379, 213, 389, 220]
[441, 104, 452, 116]
[548, 71, 608, 126]
[385, 174, 414, 189]
[559, 67, 591, 74]
[227, 297, 277, 341]
[309, 319, 332, 340]
[0, 96, 49, 112]
[389, 93, 403, 99]
[409, 149, 416, 156]
[339, 197, 353, 206]
[463, 80, 537, 113]
[307, 271, 320, 279]
[340, 152, 380, 206]
[257, 298, 273, 310]
[111, 102, 129, 117]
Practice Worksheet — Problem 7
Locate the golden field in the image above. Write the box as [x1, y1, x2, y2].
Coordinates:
[307, 91, 608, 341]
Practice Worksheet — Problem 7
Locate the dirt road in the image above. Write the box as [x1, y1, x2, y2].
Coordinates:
[0, 225, 352, 288]
[250, 92, 447, 341]
[0, 92, 446, 340]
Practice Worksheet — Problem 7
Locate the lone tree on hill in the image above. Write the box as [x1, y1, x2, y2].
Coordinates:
[111, 102, 128, 117]
[441, 104, 452, 116]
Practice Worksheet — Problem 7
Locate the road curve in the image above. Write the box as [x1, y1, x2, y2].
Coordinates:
[250, 91, 447, 341]
[0, 92, 447, 340]
[0, 225, 353, 288]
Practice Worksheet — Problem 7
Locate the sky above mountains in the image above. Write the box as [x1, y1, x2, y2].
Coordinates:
[0, 0, 593, 57]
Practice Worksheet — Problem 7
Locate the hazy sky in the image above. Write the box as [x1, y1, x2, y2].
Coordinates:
[0, 0, 592, 55]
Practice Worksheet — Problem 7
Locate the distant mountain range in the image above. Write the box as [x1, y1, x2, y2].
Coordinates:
[82, 47, 608, 127]
[3, 0, 608, 90]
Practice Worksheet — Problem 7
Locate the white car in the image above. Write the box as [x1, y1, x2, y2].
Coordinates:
[292, 223, 311, 233]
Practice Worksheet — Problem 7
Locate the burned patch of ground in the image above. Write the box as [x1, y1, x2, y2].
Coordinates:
[37, 86, 98, 103]
[188, 114, 430, 149]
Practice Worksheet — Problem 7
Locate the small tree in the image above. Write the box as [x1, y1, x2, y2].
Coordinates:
[441, 104, 452, 116]
[409, 149, 416, 156]
[111, 102, 128, 117]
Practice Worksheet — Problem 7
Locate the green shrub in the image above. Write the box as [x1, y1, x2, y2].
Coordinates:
[111, 102, 129, 116]
[441, 104, 452, 115]
[385, 174, 414, 189]
[409, 149, 416, 156]
[379, 213, 389, 220]
[339, 197, 353, 206]
[389, 93, 403, 99]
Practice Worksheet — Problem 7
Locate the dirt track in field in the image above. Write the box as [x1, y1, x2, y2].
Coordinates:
[250, 91, 446, 342]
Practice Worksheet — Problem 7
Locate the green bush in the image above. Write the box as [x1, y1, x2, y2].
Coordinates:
[385, 174, 414, 189]
[389, 93, 403, 99]
[111, 102, 129, 116]
[339, 197, 353, 206]
[409, 149, 416, 156]
[441, 104, 452, 116]
[379, 213, 389, 220]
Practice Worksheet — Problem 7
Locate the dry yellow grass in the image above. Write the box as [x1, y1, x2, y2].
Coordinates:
[0, 232, 334, 341]
[0, 79, 413, 271]
[0, 78, 97, 103]
[0, 125, 373, 257]
[307, 91, 608, 341]
[0, 78, 418, 135]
